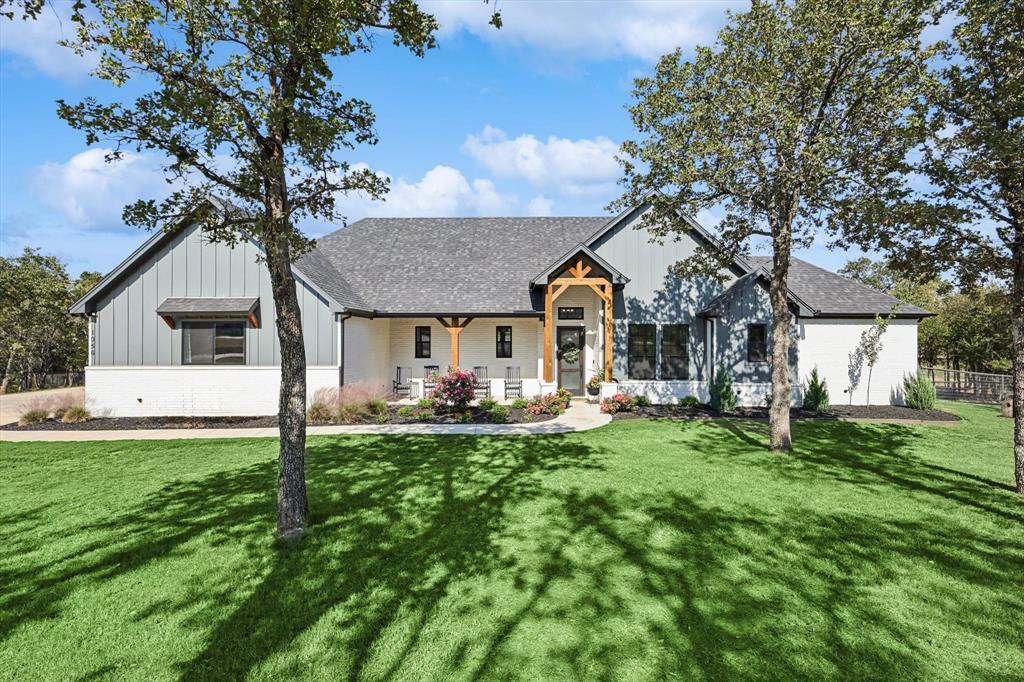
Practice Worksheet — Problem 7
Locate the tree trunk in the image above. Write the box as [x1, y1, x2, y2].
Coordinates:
[1012, 252, 1024, 495]
[0, 351, 15, 395]
[265, 203, 310, 540]
[769, 233, 794, 452]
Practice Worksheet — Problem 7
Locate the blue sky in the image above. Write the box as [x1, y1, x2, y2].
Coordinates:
[2, 0, 880, 276]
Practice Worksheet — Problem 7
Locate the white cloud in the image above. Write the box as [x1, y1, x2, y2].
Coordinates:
[425, 0, 742, 62]
[526, 196, 554, 216]
[335, 164, 518, 219]
[31, 148, 172, 228]
[461, 125, 620, 197]
[0, 7, 98, 81]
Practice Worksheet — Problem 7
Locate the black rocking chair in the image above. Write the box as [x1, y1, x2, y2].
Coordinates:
[393, 366, 412, 398]
[504, 366, 522, 400]
[472, 366, 490, 399]
[422, 365, 440, 396]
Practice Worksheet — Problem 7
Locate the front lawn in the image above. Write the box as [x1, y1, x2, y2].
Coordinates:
[1, 402, 1021, 680]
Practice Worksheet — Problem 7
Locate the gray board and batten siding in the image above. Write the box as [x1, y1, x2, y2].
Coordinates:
[589, 206, 790, 383]
[91, 222, 337, 367]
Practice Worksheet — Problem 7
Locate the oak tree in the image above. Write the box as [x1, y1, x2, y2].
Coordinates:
[615, 0, 937, 450]
[56, 0, 448, 539]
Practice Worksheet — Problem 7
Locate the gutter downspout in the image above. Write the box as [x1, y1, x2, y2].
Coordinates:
[337, 312, 352, 386]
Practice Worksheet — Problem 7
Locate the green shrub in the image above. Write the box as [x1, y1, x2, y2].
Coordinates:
[417, 397, 436, 409]
[478, 397, 498, 411]
[510, 397, 528, 410]
[396, 405, 415, 418]
[489, 404, 510, 423]
[903, 372, 936, 410]
[802, 367, 830, 412]
[376, 411, 390, 424]
[416, 411, 434, 422]
[336, 401, 368, 424]
[679, 395, 700, 408]
[633, 394, 651, 408]
[457, 411, 474, 423]
[61, 405, 91, 423]
[18, 408, 49, 425]
[709, 368, 737, 412]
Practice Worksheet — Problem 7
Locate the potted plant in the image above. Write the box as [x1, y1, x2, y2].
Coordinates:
[586, 374, 601, 396]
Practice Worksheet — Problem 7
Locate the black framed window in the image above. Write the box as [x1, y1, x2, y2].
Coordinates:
[182, 321, 245, 365]
[496, 326, 512, 358]
[661, 324, 690, 380]
[747, 324, 767, 363]
[558, 307, 584, 320]
[628, 324, 656, 379]
[415, 326, 431, 358]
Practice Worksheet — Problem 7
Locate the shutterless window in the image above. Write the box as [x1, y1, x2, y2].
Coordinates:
[661, 324, 690, 380]
[747, 324, 768, 363]
[182, 321, 245, 365]
[628, 324, 657, 379]
[496, 326, 512, 358]
[558, 307, 584, 320]
[415, 326, 431, 358]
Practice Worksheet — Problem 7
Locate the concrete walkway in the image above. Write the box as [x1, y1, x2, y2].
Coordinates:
[0, 400, 611, 442]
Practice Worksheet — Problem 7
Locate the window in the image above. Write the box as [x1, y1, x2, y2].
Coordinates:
[415, 326, 431, 358]
[182, 321, 245, 365]
[496, 326, 512, 358]
[627, 324, 656, 379]
[661, 324, 690, 380]
[747, 324, 767, 363]
[558, 307, 584, 320]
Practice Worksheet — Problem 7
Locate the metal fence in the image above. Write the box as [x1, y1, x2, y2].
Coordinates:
[920, 366, 1013, 404]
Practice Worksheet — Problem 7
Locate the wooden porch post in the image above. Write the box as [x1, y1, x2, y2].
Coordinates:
[438, 317, 473, 370]
[603, 284, 613, 382]
[544, 286, 554, 382]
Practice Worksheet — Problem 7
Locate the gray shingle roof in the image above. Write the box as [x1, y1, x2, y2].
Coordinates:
[745, 257, 932, 317]
[303, 217, 608, 314]
[156, 297, 259, 315]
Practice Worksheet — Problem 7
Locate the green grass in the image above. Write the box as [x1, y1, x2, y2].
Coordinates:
[1, 402, 1021, 680]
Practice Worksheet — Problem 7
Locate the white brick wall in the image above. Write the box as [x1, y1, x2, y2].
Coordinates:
[798, 318, 918, 406]
[85, 366, 340, 417]
[601, 380, 799, 406]
[343, 316, 391, 392]
[387, 317, 542, 382]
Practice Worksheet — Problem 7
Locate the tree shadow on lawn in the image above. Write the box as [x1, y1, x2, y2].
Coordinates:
[1, 423, 1022, 680]
[703, 418, 1024, 523]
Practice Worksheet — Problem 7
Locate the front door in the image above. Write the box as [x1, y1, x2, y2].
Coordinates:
[557, 326, 585, 396]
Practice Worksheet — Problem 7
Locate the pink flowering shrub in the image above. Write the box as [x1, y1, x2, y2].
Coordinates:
[431, 369, 476, 412]
[526, 389, 573, 416]
[600, 393, 638, 414]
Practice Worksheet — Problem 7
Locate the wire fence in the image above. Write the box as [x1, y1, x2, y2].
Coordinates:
[5, 371, 85, 393]
[920, 366, 1013, 404]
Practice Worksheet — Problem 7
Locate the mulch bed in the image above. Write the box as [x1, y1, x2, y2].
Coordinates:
[1, 405, 553, 431]
[611, 404, 960, 422]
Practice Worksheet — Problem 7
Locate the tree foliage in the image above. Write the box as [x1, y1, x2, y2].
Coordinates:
[0, 248, 99, 392]
[615, 0, 937, 450]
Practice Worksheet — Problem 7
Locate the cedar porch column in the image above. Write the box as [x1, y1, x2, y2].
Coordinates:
[603, 284, 613, 381]
[438, 317, 473, 369]
[544, 285, 554, 382]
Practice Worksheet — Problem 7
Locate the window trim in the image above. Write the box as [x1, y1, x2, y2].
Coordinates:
[415, 325, 431, 359]
[627, 323, 657, 380]
[747, 323, 768, 363]
[495, 325, 512, 359]
[181, 319, 247, 365]
[660, 323, 690, 380]
[557, 306, 584, 320]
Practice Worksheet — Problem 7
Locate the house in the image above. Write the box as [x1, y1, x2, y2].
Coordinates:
[70, 200, 931, 416]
